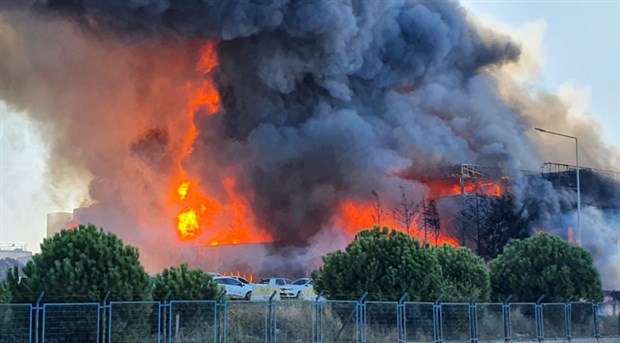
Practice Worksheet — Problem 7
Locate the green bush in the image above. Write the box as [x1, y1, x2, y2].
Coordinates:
[6, 224, 152, 303]
[311, 226, 442, 301]
[490, 232, 603, 302]
[0, 281, 10, 303]
[153, 263, 221, 301]
[434, 244, 490, 302]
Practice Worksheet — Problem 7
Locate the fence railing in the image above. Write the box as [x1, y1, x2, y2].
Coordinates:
[0, 300, 618, 342]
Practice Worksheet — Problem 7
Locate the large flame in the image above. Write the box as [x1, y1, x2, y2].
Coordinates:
[171, 41, 272, 245]
[169, 41, 465, 248]
[172, 41, 222, 239]
[176, 207, 199, 238]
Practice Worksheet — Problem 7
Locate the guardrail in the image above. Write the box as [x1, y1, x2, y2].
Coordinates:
[0, 298, 618, 342]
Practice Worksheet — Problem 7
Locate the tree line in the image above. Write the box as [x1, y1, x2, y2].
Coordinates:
[312, 226, 602, 302]
[0, 223, 603, 304]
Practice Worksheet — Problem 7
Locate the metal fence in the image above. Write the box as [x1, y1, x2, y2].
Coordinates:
[0, 300, 617, 343]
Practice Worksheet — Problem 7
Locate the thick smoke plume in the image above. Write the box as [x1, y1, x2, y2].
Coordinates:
[1, 1, 618, 280]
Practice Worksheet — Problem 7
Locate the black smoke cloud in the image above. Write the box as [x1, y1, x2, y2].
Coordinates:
[1, 0, 617, 276]
[0, 0, 535, 244]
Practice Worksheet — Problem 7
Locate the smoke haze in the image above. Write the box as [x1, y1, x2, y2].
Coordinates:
[1, 1, 618, 283]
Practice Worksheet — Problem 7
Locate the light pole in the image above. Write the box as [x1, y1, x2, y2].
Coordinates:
[535, 127, 580, 246]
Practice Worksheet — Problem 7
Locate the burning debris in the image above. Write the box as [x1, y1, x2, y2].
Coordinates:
[1, 1, 618, 283]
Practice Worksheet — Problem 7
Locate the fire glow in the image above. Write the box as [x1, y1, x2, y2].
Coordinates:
[168, 41, 472, 248]
[222, 271, 254, 283]
[337, 201, 459, 247]
[170, 42, 271, 245]
[426, 179, 503, 198]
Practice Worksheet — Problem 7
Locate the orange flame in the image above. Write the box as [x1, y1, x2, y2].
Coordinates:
[336, 201, 459, 247]
[177, 208, 199, 238]
[178, 181, 191, 200]
[170, 41, 273, 244]
[222, 271, 254, 283]
[197, 41, 218, 74]
[426, 179, 502, 198]
[172, 41, 223, 239]
[168, 41, 467, 249]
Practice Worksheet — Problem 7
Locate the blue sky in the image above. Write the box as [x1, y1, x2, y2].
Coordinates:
[462, 0, 620, 152]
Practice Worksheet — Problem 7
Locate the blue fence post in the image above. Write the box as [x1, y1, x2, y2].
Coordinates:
[434, 294, 444, 343]
[313, 291, 324, 343]
[503, 295, 512, 342]
[357, 292, 368, 343]
[29, 303, 33, 343]
[535, 295, 545, 342]
[216, 291, 227, 343]
[107, 301, 113, 343]
[593, 302, 600, 339]
[100, 291, 110, 343]
[564, 297, 573, 342]
[34, 292, 44, 343]
[397, 293, 409, 343]
[469, 299, 478, 343]
[160, 291, 172, 343]
[267, 290, 278, 343]
[40, 305, 45, 343]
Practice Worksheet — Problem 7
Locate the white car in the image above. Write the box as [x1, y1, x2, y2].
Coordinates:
[258, 278, 294, 298]
[289, 278, 314, 298]
[213, 277, 253, 300]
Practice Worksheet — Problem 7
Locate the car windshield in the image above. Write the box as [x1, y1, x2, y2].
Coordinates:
[259, 279, 270, 284]
[237, 277, 250, 284]
[292, 279, 309, 285]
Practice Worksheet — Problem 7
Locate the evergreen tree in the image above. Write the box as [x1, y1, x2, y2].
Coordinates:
[0, 281, 10, 303]
[490, 232, 603, 302]
[479, 195, 530, 260]
[153, 263, 221, 301]
[434, 244, 490, 302]
[312, 226, 442, 301]
[6, 224, 152, 303]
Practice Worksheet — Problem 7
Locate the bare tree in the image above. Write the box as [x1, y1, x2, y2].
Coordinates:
[393, 186, 418, 235]
[418, 197, 441, 243]
[370, 190, 384, 227]
[425, 198, 442, 245]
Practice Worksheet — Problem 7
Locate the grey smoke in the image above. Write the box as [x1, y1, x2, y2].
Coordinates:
[1, 0, 618, 282]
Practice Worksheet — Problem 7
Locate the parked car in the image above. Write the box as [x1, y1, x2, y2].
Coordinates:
[289, 278, 314, 298]
[258, 277, 294, 298]
[207, 272, 222, 277]
[232, 276, 252, 285]
[213, 277, 253, 300]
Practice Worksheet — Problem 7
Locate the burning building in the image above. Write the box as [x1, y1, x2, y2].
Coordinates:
[1, 2, 619, 284]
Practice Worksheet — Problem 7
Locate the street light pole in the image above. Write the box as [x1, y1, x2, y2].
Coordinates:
[535, 127, 581, 246]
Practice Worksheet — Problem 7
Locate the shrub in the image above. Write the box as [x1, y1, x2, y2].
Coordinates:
[153, 263, 221, 301]
[312, 226, 442, 301]
[490, 232, 603, 302]
[434, 244, 491, 302]
[6, 224, 152, 303]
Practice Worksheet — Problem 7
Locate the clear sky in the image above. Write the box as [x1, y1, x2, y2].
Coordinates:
[462, 0, 620, 153]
